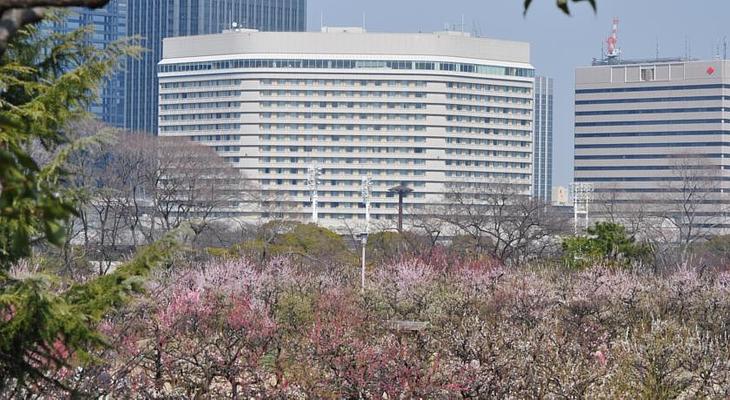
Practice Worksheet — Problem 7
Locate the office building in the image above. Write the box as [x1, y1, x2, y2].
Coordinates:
[533, 76, 553, 203]
[44, 1, 128, 127]
[125, 0, 307, 134]
[158, 28, 535, 226]
[575, 58, 730, 235]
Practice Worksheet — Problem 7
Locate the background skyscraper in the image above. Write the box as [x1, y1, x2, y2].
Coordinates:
[574, 58, 730, 235]
[44, 1, 128, 127]
[125, 0, 307, 134]
[533, 76, 553, 204]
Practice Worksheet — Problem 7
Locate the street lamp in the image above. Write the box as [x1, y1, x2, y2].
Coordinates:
[360, 176, 372, 293]
[389, 182, 413, 233]
[307, 166, 321, 224]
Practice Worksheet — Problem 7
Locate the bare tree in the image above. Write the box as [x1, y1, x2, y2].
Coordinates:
[440, 182, 568, 265]
[593, 186, 654, 237]
[57, 128, 249, 272]
[408, 205, 447, 257]
[141, 137, 246, 244]
[648, 155, 729, 266]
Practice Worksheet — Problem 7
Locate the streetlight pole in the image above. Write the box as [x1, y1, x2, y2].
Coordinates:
[360, 176, 372, 293]
[389, 183, 413, 233]
[307, 166, 321, 225]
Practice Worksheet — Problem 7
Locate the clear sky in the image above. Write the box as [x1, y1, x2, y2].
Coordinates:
[306, 0, 730, 187]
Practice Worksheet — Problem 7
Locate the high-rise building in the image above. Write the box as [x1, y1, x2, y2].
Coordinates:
[158, 28, 535, 227]
[574, 59, 730, 235]
[533, 76, 553, 203]
[44, 1, 128, 127]
[125, 0, 307, 134]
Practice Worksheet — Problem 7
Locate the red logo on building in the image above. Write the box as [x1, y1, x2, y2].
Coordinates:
[707, 66, 716, 75]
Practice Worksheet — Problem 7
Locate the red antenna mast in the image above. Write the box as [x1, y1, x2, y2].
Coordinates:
[606, 17, 620, 59]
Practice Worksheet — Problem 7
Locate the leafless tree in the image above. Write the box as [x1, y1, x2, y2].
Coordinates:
[407, 205, 447, 256]
[664, 156, 726, 246]
[54, 126, 250, 272]
[642, 155, 729, 267]
[140, 137, 246, 245]
[249, 183, 292, 222]
[440, 182, 568, 265]
[592, 186, 654, 237]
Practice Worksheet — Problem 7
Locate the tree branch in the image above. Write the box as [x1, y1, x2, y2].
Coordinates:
[0, 0, 110, 56]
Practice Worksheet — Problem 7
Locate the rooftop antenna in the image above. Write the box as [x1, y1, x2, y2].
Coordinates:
[362, 12, 365, 29]
[716, 41, 721, 60]
[724, 36, 728, 59]
[655, 36, 659, 60]
[320, 12, 323, 30]
[605, 17, 621, 61]
[461, 14, 465, 34]
[687, 41, 692, 60]
[473, 19, 483, 37]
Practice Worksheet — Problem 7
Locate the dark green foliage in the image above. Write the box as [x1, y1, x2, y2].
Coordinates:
[366, 231, 432, 264]
[0, 15, 168, 393]
[562, 222, 652, 269]
[0, 18, 134, 270]
[226, 221, 354, 265]
[691, 235, 730, 268]
[524, 0, 597, 15]
[0, 237, 178, 392]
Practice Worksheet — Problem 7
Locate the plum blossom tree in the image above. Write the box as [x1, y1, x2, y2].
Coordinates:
[11, 250, 730, 398]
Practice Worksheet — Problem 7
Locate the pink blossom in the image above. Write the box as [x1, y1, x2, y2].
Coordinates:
[1, 304, 16, 323]
[593, 350, 607, 367]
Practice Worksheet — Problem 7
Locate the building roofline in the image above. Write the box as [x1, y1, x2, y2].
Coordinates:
[590, 57, 694, 67]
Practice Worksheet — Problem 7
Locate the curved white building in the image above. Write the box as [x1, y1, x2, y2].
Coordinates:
[158, 28, 534, 226]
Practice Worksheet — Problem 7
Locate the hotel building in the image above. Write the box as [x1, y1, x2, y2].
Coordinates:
[158, 28, 535, 227]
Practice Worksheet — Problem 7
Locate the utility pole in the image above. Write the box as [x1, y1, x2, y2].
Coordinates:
[360, 176, 372, 293]
[307, 166, 321, 225]
[389, 183, 413, 233]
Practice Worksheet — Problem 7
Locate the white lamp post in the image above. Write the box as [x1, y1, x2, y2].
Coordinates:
[307, 166, 321, 224]
[360, 176, 372, 292]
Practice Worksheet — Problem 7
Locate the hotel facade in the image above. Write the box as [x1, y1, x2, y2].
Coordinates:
[158, 28, 535, 227]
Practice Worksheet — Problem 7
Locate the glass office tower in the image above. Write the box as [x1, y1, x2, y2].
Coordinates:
[125, 0, 307, 134]
[45, 1, 128, 127]
[533, 76, 554, 203]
